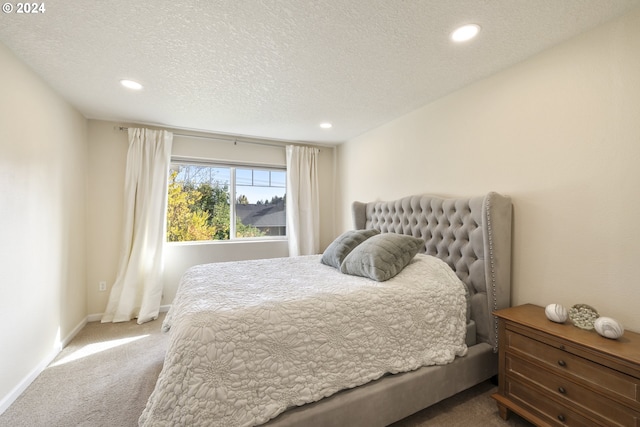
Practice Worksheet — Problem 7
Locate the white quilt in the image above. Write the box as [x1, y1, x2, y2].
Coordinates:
[139, 254, 468, 427]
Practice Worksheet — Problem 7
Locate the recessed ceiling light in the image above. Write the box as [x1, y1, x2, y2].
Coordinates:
[120, 79, 143, 90]
[320, 122, 332, 129]
[451, 24, 481, 42]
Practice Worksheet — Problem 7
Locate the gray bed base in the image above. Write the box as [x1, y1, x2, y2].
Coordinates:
[267, 192, 512, 426]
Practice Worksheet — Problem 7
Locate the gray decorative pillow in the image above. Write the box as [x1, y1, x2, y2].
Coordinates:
[321, 229, 380, 269]
[340, 233, 424, 282]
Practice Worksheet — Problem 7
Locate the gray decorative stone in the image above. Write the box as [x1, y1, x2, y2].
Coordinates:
[594, 317, 624, 339]
[545, 304, 568, 323]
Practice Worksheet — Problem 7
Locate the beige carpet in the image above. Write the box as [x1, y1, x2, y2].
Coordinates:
[0, 314, 532, 427]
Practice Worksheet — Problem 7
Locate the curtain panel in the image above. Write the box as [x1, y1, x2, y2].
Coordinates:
[102, 128, 173, 324]
[286, 145, 320, 256]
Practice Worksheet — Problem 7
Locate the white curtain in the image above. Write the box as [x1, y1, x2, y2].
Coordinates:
[102, 128, 173, 324]
[286, 145, 320, 256]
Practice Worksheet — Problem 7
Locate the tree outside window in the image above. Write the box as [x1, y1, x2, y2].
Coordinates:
[166, 163, 286, 242]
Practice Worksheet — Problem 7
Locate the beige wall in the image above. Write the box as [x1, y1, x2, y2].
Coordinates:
[86, 121, 128, 315]
[0, 42, 88, 409]
[336, 8, 640, 332]
[86, 120, 336, 313]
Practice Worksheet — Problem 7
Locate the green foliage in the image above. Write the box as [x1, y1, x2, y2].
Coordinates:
[236, 217, 264, 238]
[196, 182, 232, 240]
[256, 195, 285, 205]
[166, 170, 216, 242]
[166, 170, 267, 241]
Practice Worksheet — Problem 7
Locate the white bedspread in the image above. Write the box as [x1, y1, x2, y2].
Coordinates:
[139, 254, 468, 427]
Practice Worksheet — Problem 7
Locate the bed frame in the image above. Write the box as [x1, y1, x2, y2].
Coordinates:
[267, 192, 512, 426]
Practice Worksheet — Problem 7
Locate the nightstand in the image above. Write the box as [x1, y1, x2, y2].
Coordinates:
[491, 304, 640, 426]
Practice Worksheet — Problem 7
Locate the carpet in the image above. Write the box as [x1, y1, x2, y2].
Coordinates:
[0, 314, 532, 426]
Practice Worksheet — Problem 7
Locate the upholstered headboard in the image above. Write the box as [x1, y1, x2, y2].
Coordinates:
[352, 192, 512, 351]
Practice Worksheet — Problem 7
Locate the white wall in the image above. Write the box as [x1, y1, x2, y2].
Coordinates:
[86, 121, 128, 315]
[337, 8, 640, 332]
[86, 120, 336, 313]
[0, 42, 88, 410]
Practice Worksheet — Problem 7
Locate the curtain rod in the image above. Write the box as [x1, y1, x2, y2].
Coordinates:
[116, 126, 290, 150]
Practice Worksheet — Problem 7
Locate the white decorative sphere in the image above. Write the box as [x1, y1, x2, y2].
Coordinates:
[545, 304, 568, 323]
[594, 317, 624, 339]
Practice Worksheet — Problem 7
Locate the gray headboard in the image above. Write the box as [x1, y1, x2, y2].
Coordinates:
[352, 192, 512, 352]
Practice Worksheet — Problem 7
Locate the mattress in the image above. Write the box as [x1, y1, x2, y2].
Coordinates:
[140, 254, 469, 427]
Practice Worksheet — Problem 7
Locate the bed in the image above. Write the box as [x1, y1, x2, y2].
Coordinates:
[140, 192, 512, 427]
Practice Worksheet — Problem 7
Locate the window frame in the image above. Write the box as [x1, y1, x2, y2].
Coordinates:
[168, 157, 288, 243]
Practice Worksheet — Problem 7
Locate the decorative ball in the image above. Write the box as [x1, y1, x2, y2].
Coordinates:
[594, 317, 624, 339]
[569, 304, 599, 330]
[545, 304, 568, 323]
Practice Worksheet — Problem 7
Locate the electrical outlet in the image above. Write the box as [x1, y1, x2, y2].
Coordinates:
[99, 281, 107, 292]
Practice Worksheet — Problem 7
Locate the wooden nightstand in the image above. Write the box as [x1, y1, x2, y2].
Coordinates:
[491, 304, 640, 426]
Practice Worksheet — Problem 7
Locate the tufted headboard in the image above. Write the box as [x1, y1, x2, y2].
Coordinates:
[352, 192, 512, 351]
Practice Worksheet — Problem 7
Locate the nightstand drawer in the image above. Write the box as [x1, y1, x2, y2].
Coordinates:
[507, 380, 595, 426]
[507, 354, 640, 427]
[493, 305, 640, 427]
[506, 329, 640, 408]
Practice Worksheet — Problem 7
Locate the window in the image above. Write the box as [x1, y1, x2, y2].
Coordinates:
[166, 161, 286, 242]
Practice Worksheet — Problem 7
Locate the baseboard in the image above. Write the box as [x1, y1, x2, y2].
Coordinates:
[64, 317, 89, 347]
[0, 347, 54, 415]
[0, 305, 172, 415]
[86, 313, 103, 322]
[0, 315, 87, 415]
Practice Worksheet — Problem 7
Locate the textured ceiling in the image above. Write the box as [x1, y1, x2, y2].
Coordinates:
[1, 0, 639, 144]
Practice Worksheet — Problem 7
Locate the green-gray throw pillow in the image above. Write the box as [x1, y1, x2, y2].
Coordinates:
[321, 229, 380, 269]
[340, 233, 424, 281]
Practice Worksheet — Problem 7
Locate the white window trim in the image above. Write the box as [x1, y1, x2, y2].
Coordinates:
[168, 157, 287, 243]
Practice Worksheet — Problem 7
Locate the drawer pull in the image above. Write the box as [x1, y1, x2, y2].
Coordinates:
[557, 360, 566, 367]
[558, 386, 566, 394]
[558, 414, 566, 422]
